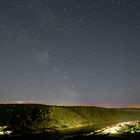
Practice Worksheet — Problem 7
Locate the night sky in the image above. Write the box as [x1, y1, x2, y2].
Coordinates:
[0, 0, 140, 107]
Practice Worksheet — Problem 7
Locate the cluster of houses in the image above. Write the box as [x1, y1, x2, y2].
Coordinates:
[0, 126, 12, 135]
[95, 120, 140, 135]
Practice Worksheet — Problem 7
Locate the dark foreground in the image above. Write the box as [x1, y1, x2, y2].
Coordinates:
[0, 133, 140, 140]
[68, 133, 140, 140]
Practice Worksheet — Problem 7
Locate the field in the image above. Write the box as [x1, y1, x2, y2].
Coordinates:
[0, 104, 139, 140]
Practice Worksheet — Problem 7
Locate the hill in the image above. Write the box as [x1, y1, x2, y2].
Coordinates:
[0, 104, 139, 136]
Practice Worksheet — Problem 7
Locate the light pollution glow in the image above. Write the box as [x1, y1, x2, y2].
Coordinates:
[0, 100, 139, 108]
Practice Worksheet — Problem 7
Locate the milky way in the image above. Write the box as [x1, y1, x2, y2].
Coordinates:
[0, 0, 140, 107]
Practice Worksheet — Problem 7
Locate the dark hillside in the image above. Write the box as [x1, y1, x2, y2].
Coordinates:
[0, 104, 139, 135]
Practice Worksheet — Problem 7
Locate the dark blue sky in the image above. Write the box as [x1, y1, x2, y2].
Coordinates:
[0, 0, 140, 107]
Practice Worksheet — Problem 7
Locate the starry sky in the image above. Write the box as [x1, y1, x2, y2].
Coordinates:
[0, 0, 140, 107]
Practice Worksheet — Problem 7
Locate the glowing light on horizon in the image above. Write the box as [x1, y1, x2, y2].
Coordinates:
[0, 100, 139, 108]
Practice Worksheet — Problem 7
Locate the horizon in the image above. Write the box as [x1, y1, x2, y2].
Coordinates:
[0, 99, 139, 109]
